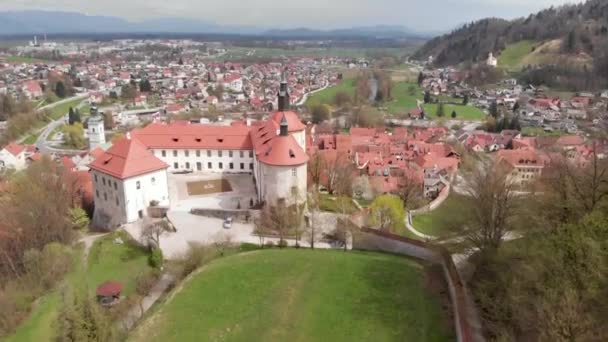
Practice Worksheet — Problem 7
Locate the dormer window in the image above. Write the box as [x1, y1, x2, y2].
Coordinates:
[172, 138, 179, 142]
[195, 138, 202, 142]
[217, 138, 224, 143]
[289, 149, 295, 158]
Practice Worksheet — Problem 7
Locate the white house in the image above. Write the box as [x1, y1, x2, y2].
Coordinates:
[487, 52, 498, 67]
[89, 136, 170, 228]
[0, 143, 27, 171]
[88, 109, 106, 149]
[222, 73, 243, 92]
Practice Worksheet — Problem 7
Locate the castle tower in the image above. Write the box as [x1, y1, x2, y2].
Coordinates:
[277, 71, 290, 111]
[88, 106, 106, 149]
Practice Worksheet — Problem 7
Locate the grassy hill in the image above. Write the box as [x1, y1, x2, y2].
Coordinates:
[130, 249, 452, 342]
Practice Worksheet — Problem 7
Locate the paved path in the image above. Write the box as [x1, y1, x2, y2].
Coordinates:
[123, 211, 350, 260]
[405, 211, 435, 240]
[122, 273, 175, 330]
[78, 232, 108, 260]
[35, 95, 89, 155]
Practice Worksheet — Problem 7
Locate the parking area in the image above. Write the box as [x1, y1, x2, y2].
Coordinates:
[168, 172, 257, 212]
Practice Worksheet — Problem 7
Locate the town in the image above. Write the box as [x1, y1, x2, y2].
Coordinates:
[1, 2, 608, 342]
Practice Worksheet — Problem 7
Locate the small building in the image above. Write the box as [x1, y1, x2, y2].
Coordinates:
[96, 281, 123, 307]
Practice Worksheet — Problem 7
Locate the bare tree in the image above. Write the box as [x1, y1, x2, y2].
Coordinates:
[463, 160, 518, 252]
[307, 152, 325, 188]
[141, 218, 170, 250]
[305, 189, 321, 249]
[289, 186, 305, 247]
[256, 202, 291, 247]
[325, 153, 353, 196]
[396, 173, 424, 210]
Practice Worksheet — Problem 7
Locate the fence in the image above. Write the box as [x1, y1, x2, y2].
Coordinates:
[354, 227, 483, 342]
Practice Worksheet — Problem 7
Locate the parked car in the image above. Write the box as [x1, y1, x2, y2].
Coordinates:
[223, 217, 233, 229]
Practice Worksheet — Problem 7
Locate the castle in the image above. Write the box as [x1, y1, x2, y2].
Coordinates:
[89, 77, 308, 229]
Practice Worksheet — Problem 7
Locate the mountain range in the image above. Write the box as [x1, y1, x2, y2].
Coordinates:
[0, 10, 427, 38]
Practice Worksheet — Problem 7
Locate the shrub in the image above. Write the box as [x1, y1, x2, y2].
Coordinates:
[265, 241, 275, 248]
[240, 243, 261, 252]
[175, 243, 220, 280]
[149, 248, 164, 269]
[23, 242, 74, 290]
[277, 239, 288, 248]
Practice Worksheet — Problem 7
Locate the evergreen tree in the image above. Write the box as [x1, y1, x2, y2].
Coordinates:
[436, 103, 445, 117]
[417, 72, 424, 86]
[510, 115, 522, 130]
[178, 57, 184, 65]
[489, 101, 499, 118]
[423, 90, 431, 104]
[55, 81, 66, 98]
[73, 108, 81, 123]
[451, 110, 457, 118]
[68, 107, 75, 125]
[463, 94, 469, 105]
[513, 101, 520, 113]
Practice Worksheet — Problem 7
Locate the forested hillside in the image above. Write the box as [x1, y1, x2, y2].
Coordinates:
[413, 0, 608, 70]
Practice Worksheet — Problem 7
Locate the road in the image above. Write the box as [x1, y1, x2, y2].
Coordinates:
[34, 94, 89, 155]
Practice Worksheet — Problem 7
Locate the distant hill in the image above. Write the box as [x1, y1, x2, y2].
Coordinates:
[264, 26, 430, 39]
[0, 10, 428, 38]
[413, 0, 608, 68]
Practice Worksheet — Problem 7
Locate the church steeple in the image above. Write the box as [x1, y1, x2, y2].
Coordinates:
[279, 113, 288, 136]
[277, 70, 290, 112]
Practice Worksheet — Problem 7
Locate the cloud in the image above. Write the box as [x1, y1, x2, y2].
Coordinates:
[0, 0, 577, 31]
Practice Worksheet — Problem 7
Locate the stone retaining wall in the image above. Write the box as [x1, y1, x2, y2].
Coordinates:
[354, 228, 482, 342]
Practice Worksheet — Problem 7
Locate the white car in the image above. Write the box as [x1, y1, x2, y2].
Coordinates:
[223, 217, 233, 229]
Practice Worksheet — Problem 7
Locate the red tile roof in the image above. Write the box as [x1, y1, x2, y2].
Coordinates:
[3, 143, 25, 156]
[270, 111, 306, 132]
[258, 135, 308, 166]
[132, 122, 253, 150]
[96, 281, 123, 297]
[89, 137, 168, 180]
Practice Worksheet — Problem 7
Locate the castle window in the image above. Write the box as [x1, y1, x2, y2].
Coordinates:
[250, 163, 254, 170]
[94, 174, 98, 182]
[104, 193, 107, 201]
[229, 151, 233, 158]
[102, 177, 106, 186]
[136, 181, 141, 190]
[113, 182, 117, 190]
[185, 150, 189, 157]
[151, 177, 156, 185]
[208, 162, 212, 169]
[292, 168, 297, 177]
[162, 150, 166, 157]
[229, 162, 234, 170]
[173, 150, 178, 157]
[249, 151, 253, 158]
[219, 162, 223, 169]
[186, 162, 190, 169]
[196, 150, 201, 157]
[240, 163, 244, 170]
[207, 150, 212, 157]
[174, 162, 178, 169]
[240, 151, 244, 158]
[218, 150, 223, 157]
[116, 197, 119, 206]
[96, 190, 99, 198]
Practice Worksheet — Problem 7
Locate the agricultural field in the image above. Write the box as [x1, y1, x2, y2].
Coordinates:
[130, 249, 451, 342]
[497, 40, 538, 70]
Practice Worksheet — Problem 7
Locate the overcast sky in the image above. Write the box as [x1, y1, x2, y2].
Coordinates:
[0, 0, 579, 31]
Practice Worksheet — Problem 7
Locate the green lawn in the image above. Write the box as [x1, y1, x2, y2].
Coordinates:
[22, 131, 41, 144]
[319, 194, 358, 214]
[6, 56, 49, 64]
[412, 193, 472, 238]
[85, 231, 153, 296]
[4, 231, 152, 341]
[423, 103, 486, 120]
[385, 82, 485, 120]
[305, 78, 356, 107]
[4, 293, 60, 342]
[498, 40, 537, 70]
[45, 98, 85, 121]
[130, 249, 451, 342]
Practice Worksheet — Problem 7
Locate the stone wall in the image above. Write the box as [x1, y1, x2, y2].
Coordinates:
[354, 228, 483, 342]
[411, 182, 451, 215]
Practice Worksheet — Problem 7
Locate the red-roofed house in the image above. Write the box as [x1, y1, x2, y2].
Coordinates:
[22, 80, 43, 99]
[496, 147, 545, 186]
[0, 143, 27, 170]
[89, 136, 170, 228]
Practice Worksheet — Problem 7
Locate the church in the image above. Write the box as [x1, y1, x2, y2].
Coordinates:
[89, 77, 309, 229]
